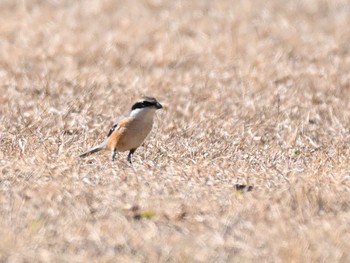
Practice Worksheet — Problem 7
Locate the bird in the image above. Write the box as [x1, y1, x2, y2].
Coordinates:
[80, 96, 163, 163]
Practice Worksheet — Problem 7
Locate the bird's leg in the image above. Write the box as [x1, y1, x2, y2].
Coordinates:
[127, 148, 136, 164]
[111, 149, 117, 162]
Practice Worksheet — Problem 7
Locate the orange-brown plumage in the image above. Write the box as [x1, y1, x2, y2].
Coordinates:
[106, 117, 131, 151]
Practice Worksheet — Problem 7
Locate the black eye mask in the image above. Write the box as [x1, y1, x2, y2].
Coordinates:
[131, 101, 155, 110]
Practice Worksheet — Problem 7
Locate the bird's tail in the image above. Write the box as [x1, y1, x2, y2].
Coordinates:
[79, 140, 107, 158]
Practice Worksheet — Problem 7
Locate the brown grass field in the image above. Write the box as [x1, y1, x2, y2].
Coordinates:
[1, 0, 350, 262]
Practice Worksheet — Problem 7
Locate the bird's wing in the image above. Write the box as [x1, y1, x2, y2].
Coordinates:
[106, 122, 118, 138]
[106, 117, 133, 150]
[105, 115, 126, 138]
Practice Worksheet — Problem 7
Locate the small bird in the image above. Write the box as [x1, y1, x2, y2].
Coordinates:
[80, 96, 163, 163]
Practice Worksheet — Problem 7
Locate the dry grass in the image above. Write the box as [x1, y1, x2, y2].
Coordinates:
[1, 0, 350, 262]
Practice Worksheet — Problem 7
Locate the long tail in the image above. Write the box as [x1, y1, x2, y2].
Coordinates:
[79, 140, 107, 158]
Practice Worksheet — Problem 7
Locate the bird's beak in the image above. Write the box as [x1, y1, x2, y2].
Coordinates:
[155, 102, 163, 109]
